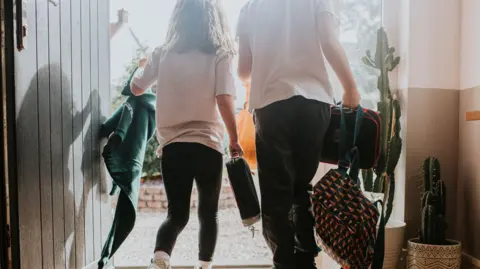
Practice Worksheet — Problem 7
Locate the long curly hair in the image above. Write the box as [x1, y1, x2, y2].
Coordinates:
[163, 0, 236, 56]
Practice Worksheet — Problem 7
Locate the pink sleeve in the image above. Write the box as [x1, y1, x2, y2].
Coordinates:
[215, 55, 236, 98]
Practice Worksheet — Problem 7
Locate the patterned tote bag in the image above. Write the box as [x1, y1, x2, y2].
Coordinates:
[312, 105, 386, 269]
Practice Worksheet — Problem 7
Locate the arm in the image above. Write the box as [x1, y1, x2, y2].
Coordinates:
[316, 0, 360, 107]
[215, 55, 243, 155]
[237, 37, 252, 83]
[236, 5, 252, 83]
[318, 16, 357, 94]
[102, 101, 135, 154]
[131, 47, 162, 96]
[217, 95, 238, 142]
[112, 101, 135, 142]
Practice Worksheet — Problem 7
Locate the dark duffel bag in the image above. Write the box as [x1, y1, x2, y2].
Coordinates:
[320, 105, 381, 169]
[226, 157, 261, 227]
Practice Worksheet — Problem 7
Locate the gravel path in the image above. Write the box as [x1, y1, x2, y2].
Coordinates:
[114, 208, 272, 267]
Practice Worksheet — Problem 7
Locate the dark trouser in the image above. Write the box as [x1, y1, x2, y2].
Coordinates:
[155, 142, 223, 262]
[254, 96, 331, 269]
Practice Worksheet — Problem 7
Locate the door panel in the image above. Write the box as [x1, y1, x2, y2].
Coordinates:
[13, 0, 111, 268]
[1, 0, 10, 266]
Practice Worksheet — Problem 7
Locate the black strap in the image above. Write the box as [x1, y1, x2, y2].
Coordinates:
[372, 201, 386, 269]
[338, 105, 364, 182]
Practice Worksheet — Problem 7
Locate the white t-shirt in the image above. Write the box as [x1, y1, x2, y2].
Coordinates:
[236, 0, 339, 111]
[132, 47, 236, 155]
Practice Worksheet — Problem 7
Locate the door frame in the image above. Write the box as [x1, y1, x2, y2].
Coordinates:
[2, 0, 20, 268]
[0, 0, 10, 266]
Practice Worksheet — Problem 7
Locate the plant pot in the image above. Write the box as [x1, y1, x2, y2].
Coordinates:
[383, 220, 406, 269]
[407, 238, 462, 268]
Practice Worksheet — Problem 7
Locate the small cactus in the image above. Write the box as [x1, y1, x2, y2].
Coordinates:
[361, 27, 402, 224]
[419, 157, 447, 245]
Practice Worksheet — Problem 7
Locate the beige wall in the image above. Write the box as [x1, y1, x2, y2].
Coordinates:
[386, 2, 480, 264]
[457, 87, 480, 259]
[403, 88, 460, 241]
[457, 0, 480, 262]
[387, 0, 463, 243]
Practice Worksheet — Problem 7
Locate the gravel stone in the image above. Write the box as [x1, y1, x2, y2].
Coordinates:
[114, 208, 272, 267]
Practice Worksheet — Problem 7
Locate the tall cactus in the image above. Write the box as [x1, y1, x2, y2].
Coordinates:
[420, 157, 447, 245]
[361, 27, 402, 223]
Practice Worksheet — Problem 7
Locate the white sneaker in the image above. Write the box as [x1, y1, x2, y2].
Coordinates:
[147, 258, 171, 269]
[194, 262, 212, 269]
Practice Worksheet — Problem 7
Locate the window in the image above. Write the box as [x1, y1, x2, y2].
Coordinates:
[329, 0, 383, 110]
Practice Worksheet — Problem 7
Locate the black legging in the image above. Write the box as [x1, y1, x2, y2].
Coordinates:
[155, 142, 223, 262]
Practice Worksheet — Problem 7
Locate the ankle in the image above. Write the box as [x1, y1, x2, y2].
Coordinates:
[199, 260, 212, 269]
[154, 251, 170, 262]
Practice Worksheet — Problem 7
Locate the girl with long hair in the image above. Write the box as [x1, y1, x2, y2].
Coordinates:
[130, 1, 243, 268]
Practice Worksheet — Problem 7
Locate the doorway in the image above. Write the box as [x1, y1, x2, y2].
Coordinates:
[2, 0, 385, 267]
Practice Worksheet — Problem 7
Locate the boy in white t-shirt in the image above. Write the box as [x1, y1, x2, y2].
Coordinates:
[236, 0, 361, 268]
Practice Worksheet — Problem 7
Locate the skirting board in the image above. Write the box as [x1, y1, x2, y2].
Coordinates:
[463, 252, 480, 269]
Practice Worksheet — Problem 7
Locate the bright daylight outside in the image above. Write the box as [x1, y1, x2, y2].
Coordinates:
[109, 0, 382, 267]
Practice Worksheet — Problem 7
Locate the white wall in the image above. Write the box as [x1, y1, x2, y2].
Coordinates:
[460, 0, 480, 89]
[407, 0, 461, 90]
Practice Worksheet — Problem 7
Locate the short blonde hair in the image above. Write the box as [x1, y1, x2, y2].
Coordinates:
[163, 0, 236, 56]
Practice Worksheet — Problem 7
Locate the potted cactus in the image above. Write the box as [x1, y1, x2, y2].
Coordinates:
[407, 157, 461, 268]
[361, 27, 406, 268]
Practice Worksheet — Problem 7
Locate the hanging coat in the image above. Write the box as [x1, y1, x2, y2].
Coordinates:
[97, 67, 156, 268]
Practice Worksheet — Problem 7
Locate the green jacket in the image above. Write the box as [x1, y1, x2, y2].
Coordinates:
[97, 67, 156, 268]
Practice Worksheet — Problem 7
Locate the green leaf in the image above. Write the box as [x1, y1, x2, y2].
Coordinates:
[384, 173, 396, 223]
[386, 135, 402, 174]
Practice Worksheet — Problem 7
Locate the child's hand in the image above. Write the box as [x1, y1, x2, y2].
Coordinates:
[138, 57, 148, 68]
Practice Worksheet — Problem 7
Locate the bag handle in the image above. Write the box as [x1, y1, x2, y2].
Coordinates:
[338, 104, 364, 182]
[372, 200, 386, 269]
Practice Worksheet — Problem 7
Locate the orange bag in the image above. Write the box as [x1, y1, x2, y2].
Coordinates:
[236, 84, 257, 169]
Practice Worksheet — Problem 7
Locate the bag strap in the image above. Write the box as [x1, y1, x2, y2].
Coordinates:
[372, 200, 386, 269]
[338, 105, 364, 182]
